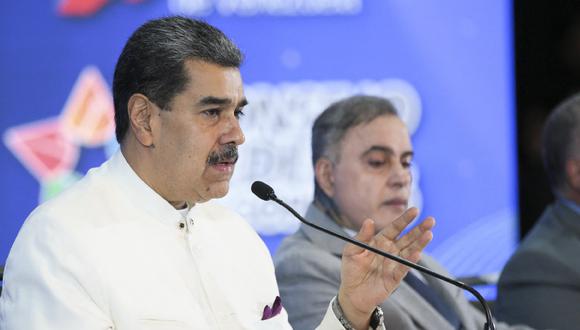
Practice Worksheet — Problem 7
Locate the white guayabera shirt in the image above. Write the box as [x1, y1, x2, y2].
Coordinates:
[0, 151, 362, 330]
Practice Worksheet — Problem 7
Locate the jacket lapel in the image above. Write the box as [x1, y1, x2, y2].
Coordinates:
[553, 200, 580, 237]
[300, 204, 347, 257]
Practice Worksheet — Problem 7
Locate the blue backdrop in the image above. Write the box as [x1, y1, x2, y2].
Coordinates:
[0, 0, 516, 297]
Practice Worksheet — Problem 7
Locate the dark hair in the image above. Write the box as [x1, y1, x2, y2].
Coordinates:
[311, 95, 398, 203]
[542, 93, 580, 192]
[113, 16, 243, 143]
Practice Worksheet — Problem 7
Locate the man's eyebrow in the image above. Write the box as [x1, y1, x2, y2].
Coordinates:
[196, 96, 231, 106]
[361, 145, 414, 158]
[196, 96, 248, 108]
[401, 150, 414, 158]
[362, 145, 393, 157]
[238, 98, 248, 108]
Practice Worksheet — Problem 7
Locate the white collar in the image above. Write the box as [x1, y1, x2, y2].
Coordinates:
[105, 150, 186, 227]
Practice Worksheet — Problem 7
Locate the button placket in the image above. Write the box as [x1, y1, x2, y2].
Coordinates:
[178, 214, 188, 231]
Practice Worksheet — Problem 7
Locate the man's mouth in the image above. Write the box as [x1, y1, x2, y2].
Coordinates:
[212, 158, 238, 166]
[383, 198, 408, 207]
[208, 154, 238, 173]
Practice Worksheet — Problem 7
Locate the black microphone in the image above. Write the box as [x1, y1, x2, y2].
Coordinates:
[251, 181, 277, 201]
[251, 180, 496, 330]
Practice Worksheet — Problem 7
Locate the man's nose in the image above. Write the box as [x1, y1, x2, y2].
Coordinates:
[220, 115, 245, 146]
[389, 163, 412, 188]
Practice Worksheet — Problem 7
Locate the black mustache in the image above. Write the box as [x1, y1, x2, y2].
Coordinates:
[207, 144, 238, 165]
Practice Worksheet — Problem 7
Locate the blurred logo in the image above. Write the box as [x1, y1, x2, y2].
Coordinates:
[168, 0, 362, 16]
[220, 79, 423, 235]
[3, 66, 116, 201]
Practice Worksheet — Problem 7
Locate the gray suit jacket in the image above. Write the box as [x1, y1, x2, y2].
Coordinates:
[497, 200, 580, 330]
[275, 203, 531, 330]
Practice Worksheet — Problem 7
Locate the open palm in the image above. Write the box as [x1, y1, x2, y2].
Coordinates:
[337, 208, 435, 328]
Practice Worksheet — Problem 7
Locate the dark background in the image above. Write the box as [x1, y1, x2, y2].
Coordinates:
[516, 0, 580, 238]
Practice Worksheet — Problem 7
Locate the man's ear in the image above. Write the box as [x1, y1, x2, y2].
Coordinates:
[315, 157, 335, 197]
[127, 93, 154, 147]
[565, 158, 580, 192]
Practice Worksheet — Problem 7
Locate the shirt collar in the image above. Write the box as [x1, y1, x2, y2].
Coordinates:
[559, 196, 580, 216]
[342, 226, 357, 237]
[105, 150, 186, 227]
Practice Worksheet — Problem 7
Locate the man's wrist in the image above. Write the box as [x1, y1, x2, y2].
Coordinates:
[331, 296, 384, 330]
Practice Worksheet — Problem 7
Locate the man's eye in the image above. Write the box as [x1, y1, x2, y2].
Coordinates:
[402, 160, 412, 168]
[368, 159, 386, 168]
[204, 109, 220, 117]
[234, 109, 245, 119]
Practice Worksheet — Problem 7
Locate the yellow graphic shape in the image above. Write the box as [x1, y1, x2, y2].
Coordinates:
[60, 66, 115, 146]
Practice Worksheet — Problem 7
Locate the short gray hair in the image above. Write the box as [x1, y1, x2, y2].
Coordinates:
[542, 93, 580, 192]
[311, 95, 398, 202]
[113, 16, 243, 143]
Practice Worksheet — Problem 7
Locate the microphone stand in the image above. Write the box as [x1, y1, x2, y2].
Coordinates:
[269, 195, 496, 330]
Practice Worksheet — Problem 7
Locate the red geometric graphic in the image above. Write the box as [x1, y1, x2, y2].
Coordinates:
[58, 0, 144, 17]
[58, 0, 109, 16]
[3, 119, 79, 182]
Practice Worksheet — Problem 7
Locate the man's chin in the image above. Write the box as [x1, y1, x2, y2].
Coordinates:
[206, 181, 230, 200]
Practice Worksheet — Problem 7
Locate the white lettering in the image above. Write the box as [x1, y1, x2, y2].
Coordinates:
[219, 79, 423, 235]
[168, 0, 362, 16]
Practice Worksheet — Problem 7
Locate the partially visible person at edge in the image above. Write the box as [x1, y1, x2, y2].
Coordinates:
[274, 95, 534, 330]
[0, 17, 435, 330]
[496, 93, 580, 330]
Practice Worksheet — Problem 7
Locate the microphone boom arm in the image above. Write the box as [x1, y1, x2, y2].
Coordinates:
[270, 195, 496, 330]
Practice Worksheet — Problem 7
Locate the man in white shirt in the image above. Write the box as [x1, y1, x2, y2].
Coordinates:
[0, 16, 434, 329]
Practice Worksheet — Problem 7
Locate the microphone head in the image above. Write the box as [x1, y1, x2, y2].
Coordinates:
[251, 181, 276, 201]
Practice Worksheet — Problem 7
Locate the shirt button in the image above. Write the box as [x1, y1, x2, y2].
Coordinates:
[179, 222, 185, 229]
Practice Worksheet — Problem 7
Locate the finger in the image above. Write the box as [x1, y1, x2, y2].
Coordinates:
[418, 216, 436, 231]
[395, 216, 435, 251]
[383, 224, 433, 271]
[343, 218, 375, 257]
[388, 231, 434, 282]
[400, 230, 434, 263]
[379, 207, 419, 241]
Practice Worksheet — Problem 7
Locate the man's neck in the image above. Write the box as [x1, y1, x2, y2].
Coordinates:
[558, 185, 580, 205]
[121, 143, 189, 210]
[172, 201, 188, 210]
[558, 190, 580, 216]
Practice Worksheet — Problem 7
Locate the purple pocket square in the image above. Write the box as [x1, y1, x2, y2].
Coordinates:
[261, 296, 282, 320]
